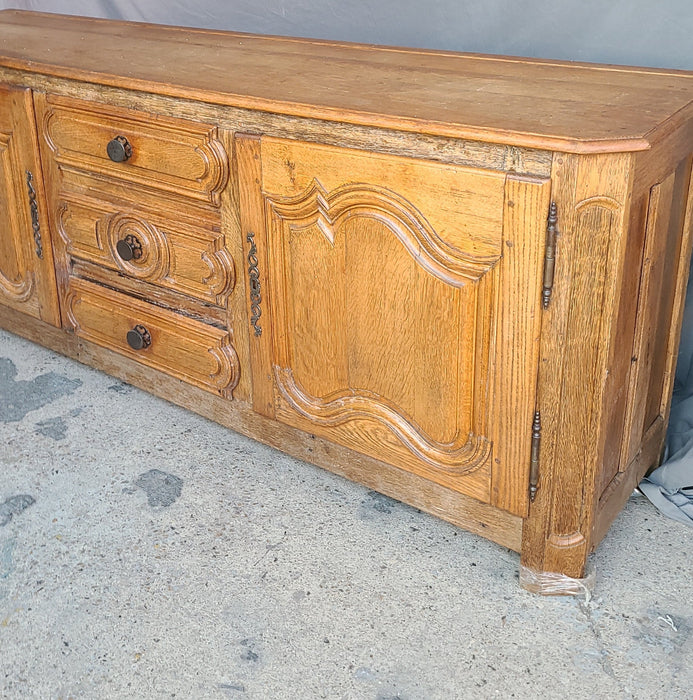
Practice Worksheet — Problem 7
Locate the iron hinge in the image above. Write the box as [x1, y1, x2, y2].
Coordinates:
[529, 410, 541, 502]
[542, 201, 558, 309]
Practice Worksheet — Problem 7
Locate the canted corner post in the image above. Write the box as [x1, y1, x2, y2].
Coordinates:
[520, 151, 637, 581]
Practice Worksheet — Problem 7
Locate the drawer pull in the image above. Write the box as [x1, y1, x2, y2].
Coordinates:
[116, 234, 143, 262]
[126, 324, 151, 350]
[107, 135, 133, 162]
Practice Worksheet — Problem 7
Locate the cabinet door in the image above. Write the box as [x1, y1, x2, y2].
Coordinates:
[238, 137, 550, 515]
[0, 85, 59, 324]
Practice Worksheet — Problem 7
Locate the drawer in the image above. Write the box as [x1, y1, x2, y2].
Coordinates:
[57, 192, 235, 307]
[65, 277, 240, 397]
[38, 94, 229, 206]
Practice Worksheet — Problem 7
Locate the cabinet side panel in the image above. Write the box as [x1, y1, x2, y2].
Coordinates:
[645, 159, 692, 427]
[620, 170, 677, 472]
[594, 153, 693, 548]
[618, 156, 692, 477]
[595, 182, 648, 495]
[630, 158, 693, 452]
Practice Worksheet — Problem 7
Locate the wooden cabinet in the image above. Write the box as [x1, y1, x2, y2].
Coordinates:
[0, 10, 692, 588]
[0, 84, 59, 325]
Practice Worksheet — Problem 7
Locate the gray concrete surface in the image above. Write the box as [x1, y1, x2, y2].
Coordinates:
[1, 327, 692, 699]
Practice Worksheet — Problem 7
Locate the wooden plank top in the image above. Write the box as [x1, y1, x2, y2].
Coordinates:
[0, 10, 692, 153]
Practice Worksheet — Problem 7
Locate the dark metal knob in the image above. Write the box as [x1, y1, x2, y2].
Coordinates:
[115, 234, 143, 262]
[107, 135, 132, 163]
[126, 324, 151, 350]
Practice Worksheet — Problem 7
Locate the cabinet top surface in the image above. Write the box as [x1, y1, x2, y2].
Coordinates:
[1, 10, 692, 153]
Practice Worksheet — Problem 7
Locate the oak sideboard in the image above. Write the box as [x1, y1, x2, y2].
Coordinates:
[1, 10, 692, 589]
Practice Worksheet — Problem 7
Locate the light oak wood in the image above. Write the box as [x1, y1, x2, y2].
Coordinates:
[491, 173, 551, 515]
[0, 12, 692, 586]
[37, 93, 229, 206]
[0, 68, 554, 179]
[54, 191, 234, 307]
[235, 134, 275, 418]
[0, 84, 59, 325]
[242, 138, 550, 515]
[69, 258, 229, 327]
[65, 276, 240, 398]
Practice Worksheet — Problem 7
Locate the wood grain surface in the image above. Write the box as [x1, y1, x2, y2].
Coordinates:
[238, 138, 552, 513]
[0, 11, 692, 152]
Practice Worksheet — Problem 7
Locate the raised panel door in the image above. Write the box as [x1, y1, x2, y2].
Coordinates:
[0, 85, 59, 324]
[238, 137, 551, 515]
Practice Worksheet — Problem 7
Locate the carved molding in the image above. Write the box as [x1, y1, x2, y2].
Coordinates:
[575, 195, 622, 212]
[63, 287, 80, 333]
[202, 246, 236, 303]
[265, 179, 496, 285]
[193, 132, 230, 206]
[275, 367, 491, 475]
[263, 177, 494, 473]
[58, 197, 235, 306]
[548, 531, 587, 549]
[56, 201, 72, 248]
[208, 340, 241, 397]
[0, 265, 34, 302]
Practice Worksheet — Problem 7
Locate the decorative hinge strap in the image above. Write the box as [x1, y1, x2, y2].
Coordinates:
[246, 231, 262, 337]
[529, 410, 541, 502]
[26, 170, 43, 259]
[542, 201, 558, 309]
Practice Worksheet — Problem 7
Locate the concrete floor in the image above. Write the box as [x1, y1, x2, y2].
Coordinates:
[1, 327, 692, 700]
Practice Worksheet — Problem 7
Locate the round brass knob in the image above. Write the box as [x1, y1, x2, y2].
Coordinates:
[126, 324, 151, 350]
[107, 135, 132, 163]
[115, 234, 143, 262]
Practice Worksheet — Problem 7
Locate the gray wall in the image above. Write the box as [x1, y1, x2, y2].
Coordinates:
[1, 0, 692, 69]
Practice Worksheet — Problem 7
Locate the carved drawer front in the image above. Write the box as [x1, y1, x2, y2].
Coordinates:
[57, 194, 234, 307]
[65, 277, 240, 397]
[239, 137, 552, 516]
[38, 94, 229, 206]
